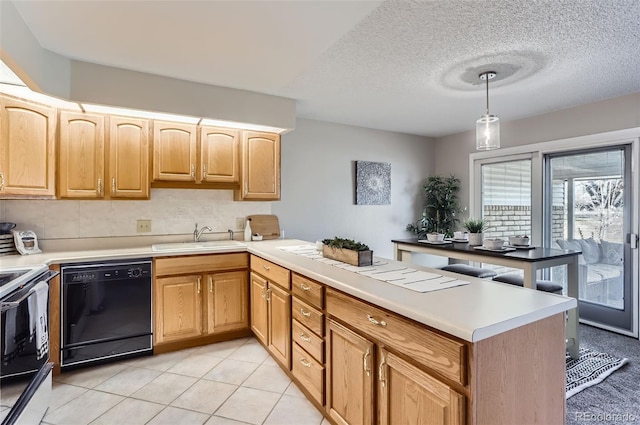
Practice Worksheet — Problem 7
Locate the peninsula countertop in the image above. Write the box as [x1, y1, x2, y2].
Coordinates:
[0, 238, 576, 343]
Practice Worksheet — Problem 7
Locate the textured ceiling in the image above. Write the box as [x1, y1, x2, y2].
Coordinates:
[11, 0, 640, 137]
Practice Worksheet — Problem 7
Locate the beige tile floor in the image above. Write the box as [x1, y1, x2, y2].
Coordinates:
[5, 337, 331, 425]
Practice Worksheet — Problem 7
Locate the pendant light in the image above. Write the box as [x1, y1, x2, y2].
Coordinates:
[476, 71, 500, 150]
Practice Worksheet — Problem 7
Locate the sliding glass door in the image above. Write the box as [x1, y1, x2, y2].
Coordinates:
[545, 145, 633, 331]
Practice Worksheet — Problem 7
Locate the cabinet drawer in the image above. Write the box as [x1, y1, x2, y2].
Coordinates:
[292, 298, 323, 336]
[292, 319, 324, 363]
[326, 288, 466, 385]
[155, 253, 248, 276]
[292, 273, 324, 309]
[251, 256, 290, 289]
[292, 343, 325, 406]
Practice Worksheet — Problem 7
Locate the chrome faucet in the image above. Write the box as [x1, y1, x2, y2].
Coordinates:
[193, 223, 213, 242]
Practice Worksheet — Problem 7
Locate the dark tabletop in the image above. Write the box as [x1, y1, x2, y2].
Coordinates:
[392, 238, 582, 263]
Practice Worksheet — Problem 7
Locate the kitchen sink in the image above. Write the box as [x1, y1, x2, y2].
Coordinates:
[151, 240, 246, 252]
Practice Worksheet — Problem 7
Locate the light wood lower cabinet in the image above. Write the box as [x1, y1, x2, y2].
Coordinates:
[249, 270, 291, 369]
[326, 319, 375, 425]
[378, 349, 464, 425]
[154, 254, 248, 346]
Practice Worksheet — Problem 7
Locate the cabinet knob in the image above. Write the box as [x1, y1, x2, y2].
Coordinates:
[379, 354, 386, 388]
[300, 308, 311, 318]
[0, 172, 5, 191]
[367, 314, 387, 327]
[209, 276, 213, 293]
[191, 164, 195, 178]
[300, 333, 312, 343]
[300, 358, 312, 368]
[363, 347, 371, 376]
[111, 178, 116, 194]
[197, 277, 201, 294]
[97, 178, 102, 196]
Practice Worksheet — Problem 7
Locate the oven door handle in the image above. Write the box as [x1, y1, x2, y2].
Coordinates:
[1, 270, 59, 312]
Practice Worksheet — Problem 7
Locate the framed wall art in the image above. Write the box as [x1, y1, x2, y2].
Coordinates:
[355, 160, 391, 205]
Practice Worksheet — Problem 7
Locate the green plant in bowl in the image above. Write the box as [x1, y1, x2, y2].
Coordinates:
[463, 218, 487, 233]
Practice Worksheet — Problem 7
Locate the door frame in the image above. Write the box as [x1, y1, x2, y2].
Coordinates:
[469, 128, 640, 338]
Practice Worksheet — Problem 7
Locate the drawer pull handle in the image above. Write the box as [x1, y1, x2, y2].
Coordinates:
[363, 348, 371, 376]
[202, 163, 207, 177]
[265, 288, 271, 302]
[0, 172, 4, 191]
[367, 314, 387, 327]
[300, 333, 312, 343]
[300, 308, 311, 317]
[197, 277, 201, 294]
[263, 265, 271, 271]
[379, 354, 386, 388]
[111, 178, 116, 194]
[97, 178, 102, 196]
[191, 164, 195, 178]
[209, 276, 213, 293]
[300, 358, 312, 368]
[300, 282, 311, 292]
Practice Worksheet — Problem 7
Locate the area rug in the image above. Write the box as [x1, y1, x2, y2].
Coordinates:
[566, 347, 628, 399]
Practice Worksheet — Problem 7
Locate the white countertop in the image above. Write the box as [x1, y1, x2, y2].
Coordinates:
[0, 238, 576, 343]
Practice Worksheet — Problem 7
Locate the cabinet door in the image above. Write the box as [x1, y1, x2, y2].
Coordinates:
[0, 96, 56, 197]
[378, 349, 465, 425]
[108, 116, 150, 198]
[268, 283, 291, 369]
[326, 319, 375, 425]
[206, 271, 248, 334]
[153, 121, 197, 182]
[58, 111, 105, 198]
[235, 131, 280, 200]
[200, 126, 239, 183]
[155, 275, 203, 344]
[250, 272, 269, 345]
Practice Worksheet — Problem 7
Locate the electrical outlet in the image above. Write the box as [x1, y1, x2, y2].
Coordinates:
[235, 218, 245, 230]
[137, 219, 152, 233]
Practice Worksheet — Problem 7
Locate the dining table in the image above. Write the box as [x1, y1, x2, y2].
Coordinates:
[391, 238, 582, 359]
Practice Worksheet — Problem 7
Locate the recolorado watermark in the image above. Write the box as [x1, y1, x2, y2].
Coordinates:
[575, 412, 637, 422]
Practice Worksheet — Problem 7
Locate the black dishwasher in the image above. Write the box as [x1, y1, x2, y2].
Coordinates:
[60, 259, 153, 369]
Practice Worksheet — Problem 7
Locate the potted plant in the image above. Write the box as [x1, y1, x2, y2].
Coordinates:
[463, 218, 487, 246]
[322, 237, 373, 266]
[406, 175, 463, 238]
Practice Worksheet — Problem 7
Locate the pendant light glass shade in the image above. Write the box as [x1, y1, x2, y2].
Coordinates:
[476, 71, 500, 150]
[476, 114, 500, 150]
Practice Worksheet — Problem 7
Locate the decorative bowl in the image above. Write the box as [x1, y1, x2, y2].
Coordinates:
[483, 238, 505, 249]
[426, 233, 445, 242]
[0, 222, 16, 234]
[509, 235, 530, 246]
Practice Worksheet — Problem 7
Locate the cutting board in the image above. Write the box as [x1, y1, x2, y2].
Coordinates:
[248, 215, 281, 239]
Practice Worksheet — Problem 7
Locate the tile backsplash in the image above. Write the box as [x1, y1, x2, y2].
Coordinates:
[2, 189, 271, 240]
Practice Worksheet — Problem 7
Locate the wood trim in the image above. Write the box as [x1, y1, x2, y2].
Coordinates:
[153, 328, 252, 354]
[154, 253, 248, 276]
[48, 264, 61, 375]
[471, 313, 566, 425]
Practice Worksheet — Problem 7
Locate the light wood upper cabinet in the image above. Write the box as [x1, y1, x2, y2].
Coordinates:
[0, 96, 56, 198]
[58, 112, 105, 198]
[235, 131, 280, 201]
[378, 349, 464, 425]
[109, 116, 150, 199]
[153, 121, 197, 182]
[199, 126, 239, 183]
[326, 319, 375, 425]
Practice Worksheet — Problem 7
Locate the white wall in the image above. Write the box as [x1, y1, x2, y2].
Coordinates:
[273, 118, 435, 259]
[434, 92, 640, 212]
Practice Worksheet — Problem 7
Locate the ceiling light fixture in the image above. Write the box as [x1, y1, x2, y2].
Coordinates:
[476, 71, 500, 150]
